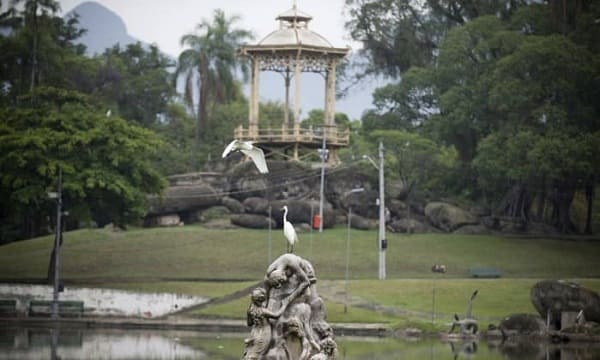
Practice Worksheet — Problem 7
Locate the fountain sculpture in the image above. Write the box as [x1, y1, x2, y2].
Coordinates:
[242, 253, 337, 360]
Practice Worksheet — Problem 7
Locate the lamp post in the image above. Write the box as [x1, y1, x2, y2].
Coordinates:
[345, 187, 364, 313]
[362, 141, 386, 280]
[318, 135, 328, 233]
[377, 141, 386, 280]
[49, 167, 63, 319]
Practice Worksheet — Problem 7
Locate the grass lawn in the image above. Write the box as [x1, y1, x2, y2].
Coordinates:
[1, 226, 599, 280]
[1, 225, 599, 328]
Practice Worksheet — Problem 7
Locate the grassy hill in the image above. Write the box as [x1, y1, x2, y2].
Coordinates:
[1, 225, 599, 328]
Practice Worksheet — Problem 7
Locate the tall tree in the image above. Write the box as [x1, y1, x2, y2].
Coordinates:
[95, 43, 175, 128]
[0, 87, 166, 243]
[10, 0, 60, 91]
[175, 9, 252, 143]
[0, 0, 88, 103]
[344, 0, 528, 78]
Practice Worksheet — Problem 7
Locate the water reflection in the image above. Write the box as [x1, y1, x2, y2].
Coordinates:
[0, 327, 599, 359]
[0, 327, 207, 360]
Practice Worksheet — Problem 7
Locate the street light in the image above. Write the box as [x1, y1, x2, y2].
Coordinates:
[345, 187, 364, 313]
[363, 141, 386, 280]
[49, 167, 63, 319]
[317, 136, 328, 233]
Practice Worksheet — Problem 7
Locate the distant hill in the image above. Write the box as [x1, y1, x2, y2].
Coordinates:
[65, 1, 141, 56]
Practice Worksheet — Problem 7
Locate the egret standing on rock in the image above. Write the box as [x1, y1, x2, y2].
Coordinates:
[281, 205, 298, 253]
[222, 139, 269, 174]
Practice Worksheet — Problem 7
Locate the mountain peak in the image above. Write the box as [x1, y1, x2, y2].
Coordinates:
[65, 1, 139, 56]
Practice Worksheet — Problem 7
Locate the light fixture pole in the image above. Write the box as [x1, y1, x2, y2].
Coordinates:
[51, 167, 63, 319]
[344, 187, 364, 313]
[362, 143, 387, 280]
[378, 141, 386, 280]
[318, 134, 327, 232]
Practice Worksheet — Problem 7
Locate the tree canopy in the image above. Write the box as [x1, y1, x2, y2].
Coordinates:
[345, 0, 600, 232]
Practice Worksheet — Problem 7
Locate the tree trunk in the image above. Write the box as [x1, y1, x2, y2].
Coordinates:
[497, 183, 531, 221]
[536, 186, 546, 222]
[550, 179, 576, 233]
[196, 58, 209, 144]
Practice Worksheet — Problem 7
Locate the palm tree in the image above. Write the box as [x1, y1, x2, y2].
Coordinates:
[10, 0, 60, 91]
[176, 9, 253, 143]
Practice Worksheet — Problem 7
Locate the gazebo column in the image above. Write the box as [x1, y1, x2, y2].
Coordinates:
[324, 60, 337, 127]
[293, 55, 302, 160]
[324, 60, 339, 164]
[249, 57, 260, 138]
[284, 70, 291, 130]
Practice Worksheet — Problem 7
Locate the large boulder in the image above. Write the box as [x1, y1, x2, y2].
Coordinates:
[530, 280, 600, 329]
[388, 218, 429, 233]
[498, 313, 546, 335]
[348, 213, 377, 230]
[146, 183, 220, 216]
[143, 214, 183, 227]
[222, 197, 244, 214]
[243, 197, 270, 215]
[230, 214, 276, 229]
[225, 160, 317, 201]
[424, 202, 479, 232]
[387, 199, 408, 218]
[324, 165, 377, 218]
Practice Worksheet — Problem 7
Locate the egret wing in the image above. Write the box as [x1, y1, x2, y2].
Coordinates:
[222, 139, 239, 158]
[241, 147, 269, 173]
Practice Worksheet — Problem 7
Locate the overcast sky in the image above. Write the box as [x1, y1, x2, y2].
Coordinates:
[58, 0, 356, 58]
[55, 0, 382, 120]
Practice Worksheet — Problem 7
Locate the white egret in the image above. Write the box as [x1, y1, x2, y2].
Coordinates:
[222, 139, 269, 174]
[281, 205, 298, 253]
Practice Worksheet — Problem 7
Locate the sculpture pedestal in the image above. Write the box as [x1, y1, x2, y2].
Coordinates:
[242, 253, 337, 360]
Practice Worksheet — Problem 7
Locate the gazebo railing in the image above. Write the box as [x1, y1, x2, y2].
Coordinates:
[234, 124, 350, 146]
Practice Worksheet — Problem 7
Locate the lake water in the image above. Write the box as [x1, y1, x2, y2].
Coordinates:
[0, 326, 599, 359]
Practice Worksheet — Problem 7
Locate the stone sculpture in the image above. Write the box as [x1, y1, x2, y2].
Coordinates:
[242, 253, 337, 360]
[448, 289, 479, 335]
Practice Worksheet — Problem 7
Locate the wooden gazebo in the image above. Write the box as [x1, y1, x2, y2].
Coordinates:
[237, 4, 350, 163]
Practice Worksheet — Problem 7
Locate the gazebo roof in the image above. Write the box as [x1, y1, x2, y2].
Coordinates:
[240, 5, 349, 56]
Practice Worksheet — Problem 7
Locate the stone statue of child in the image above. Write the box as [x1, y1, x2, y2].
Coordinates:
[243, 287, 290, 360]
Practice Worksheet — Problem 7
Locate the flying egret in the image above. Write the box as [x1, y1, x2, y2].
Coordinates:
[222, 139, 269, 174]
[282, 205, 298, 253]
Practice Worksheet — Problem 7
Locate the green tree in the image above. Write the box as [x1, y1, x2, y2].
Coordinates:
[301, 109, 351, 129]
[369, 129, 457, 200]
[474, 130, 600, 233]
[175, 9, 253, 143]
[0, 0, 88, 103]
[0, 87, 166, 242]
[95, 43, 175, 127]
[343, 0, 528, 78]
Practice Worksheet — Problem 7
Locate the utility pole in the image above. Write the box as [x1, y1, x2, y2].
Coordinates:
[318, 134, 327, 232]
[378, 141, 386, 280]
[51, 167, 62, 319]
